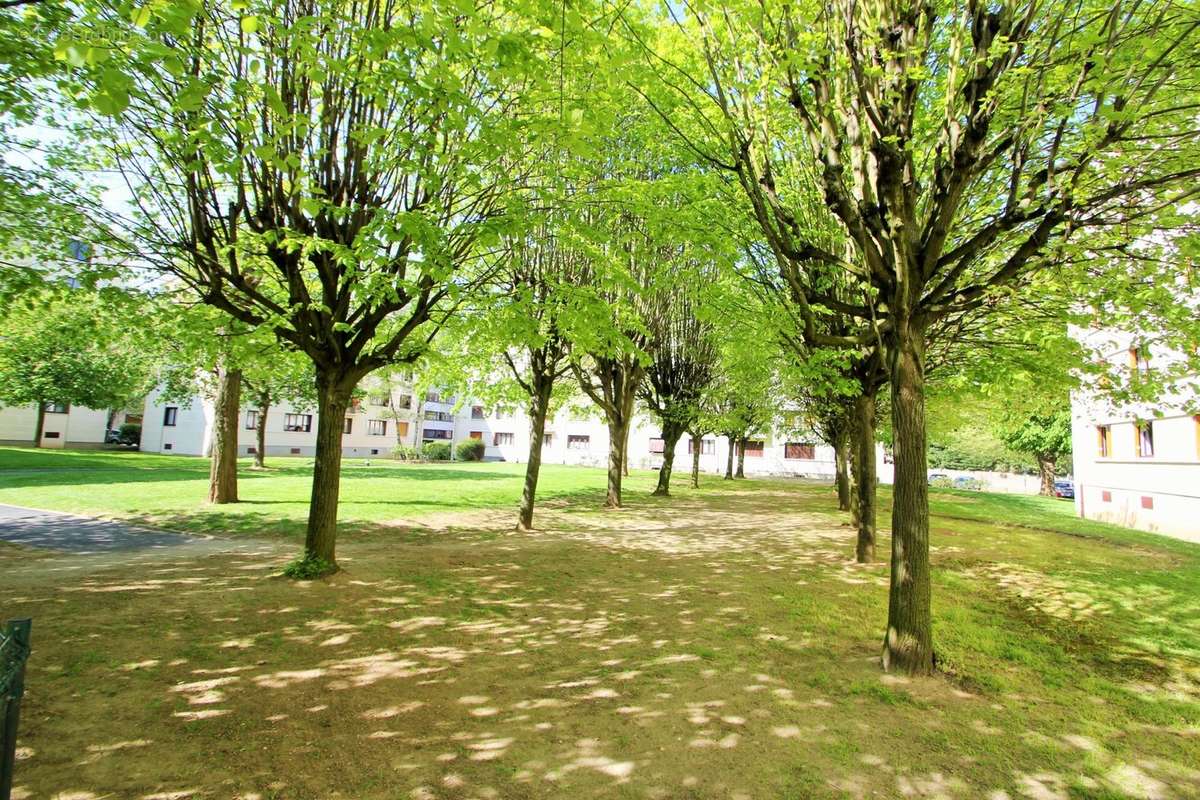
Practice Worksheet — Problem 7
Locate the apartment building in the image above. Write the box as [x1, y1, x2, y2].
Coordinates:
[140, 376, 843, 478]
[0, 403, 134, 448]
[1070, 328, 1200, 542]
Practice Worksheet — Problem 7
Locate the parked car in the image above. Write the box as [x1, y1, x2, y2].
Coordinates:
[1053, 480, 1075, 499]
[953, 476, 983, 491]
[928, 473, 949, 485]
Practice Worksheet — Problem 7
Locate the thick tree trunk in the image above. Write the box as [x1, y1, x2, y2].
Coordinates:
[852, 389, 878, 563]
[735, 437, 746, 479]
[605, 415, 627, 508]
[622, 423, 630, 477]
[724, 435, 734, 479]
[207, 365, 242, 504]
[517, 382, 552, 531]
[834, 433, 851, 512]
[1038, 455, 1056, 496]
[653, 423, 684, 496]
[32, 402, 46, 447]
[304, 374, 353, 568]
[690, 432, 701, 489]
[883, 323, 934, 675]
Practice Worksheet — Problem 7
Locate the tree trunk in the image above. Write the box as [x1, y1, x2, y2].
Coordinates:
[735, 437, 746, 479]
[653, 422, 684, 496]
[852, 389, 878, 563]
[724, 435, 734, 479]
[32, 401, 46, 447]
[1038, 455, 1056, 496]
[304, 373, 353, 569]
[834, 432, 851, 512]
[254, 393, 268, 469]
[207, 365, 241, 504]
[690, 432, 701, 489]
[883, 323, 934, 675]
[622, 423, 630, 477]
[517, 381, 552, 531]
[605, 414, 627, 508]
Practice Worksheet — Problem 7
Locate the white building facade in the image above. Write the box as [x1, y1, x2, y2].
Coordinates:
[139, 376, 842, 478]
[0, 403, 131, 449]
[1070, 328, 1200, 542]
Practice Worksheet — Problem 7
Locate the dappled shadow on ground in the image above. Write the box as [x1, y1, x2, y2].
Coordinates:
[2, 479, 1199, 799]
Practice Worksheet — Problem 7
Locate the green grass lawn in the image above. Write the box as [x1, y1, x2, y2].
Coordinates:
[2, 447, 1199, 799]
[0, 445, 663, 538]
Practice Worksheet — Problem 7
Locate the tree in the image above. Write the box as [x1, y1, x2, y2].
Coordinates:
[241, 352, 315, 469]
[999, 409, 1072, 495]
[658, 0, 1200, 674]
[641, 277, 718, 496]
[63, 0, 558, 571]
[0, 289, 154, 444]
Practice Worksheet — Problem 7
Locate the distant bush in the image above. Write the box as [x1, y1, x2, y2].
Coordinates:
[117, 422, 141, 446]
[422, 441, 452, 461]
[391, 444, 421, 462]
[456, 438, 485, 462]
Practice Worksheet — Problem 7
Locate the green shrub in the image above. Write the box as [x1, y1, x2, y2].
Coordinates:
[391, 444, 421, 461]
[422, 441, 452, 461]
[282, 556, 336, 579]
[117, 422, 141, 445]
[456, 438, 486, 462]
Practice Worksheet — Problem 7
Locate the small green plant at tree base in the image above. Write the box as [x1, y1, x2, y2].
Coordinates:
[456, 439, 485, 462]
[422, 441, 452, 461]
[282, 556, 336, 580]
[391, 444, 421, 462]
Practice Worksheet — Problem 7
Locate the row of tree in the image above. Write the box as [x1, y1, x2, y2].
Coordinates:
[3, 0, 1198, 676]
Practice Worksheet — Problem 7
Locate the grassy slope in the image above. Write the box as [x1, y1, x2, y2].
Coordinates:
[2, 447, 1199, 799]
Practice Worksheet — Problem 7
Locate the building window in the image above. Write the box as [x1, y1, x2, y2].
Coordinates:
[163, 407, 178, 427]
[494, 432, 514, 446]
[568, 434, 590, 450]
[471, 405, 485, 419]
[424, 410, 453, 422]
[163, 442, 172, 450]
[425, 391, 440, 403]
[1101, 490, 1112, 503]
[1135, 421, 1154, 458]
[1141, 495, 1154, 510]
[290, 447, 301, 455]
[784, 442, 816, 460]
[648, 437, 665, 454]
[542, 432, 554, 447]
[744, 440, 765, 457]
[1097, 425, 1112, 458]
[245, 410, 258, 430]
[1129, 345, 1151, 378]
[43, 431, 60, 439]
[397, 421, 409, 437]
[495, 405, 513, 419]
[688, 438, 715, 455]
[424, 428, 452, 440]
[367, 419, 387, 436]
[343, 418, 353, 435]
[469, 431, 483, 440]
[283, 413, 312, 432]
[368, 393, 389, 406]
[46, 402, 69, 414]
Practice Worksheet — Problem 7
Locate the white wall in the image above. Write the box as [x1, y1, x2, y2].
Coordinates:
[0, 403, 111, 448]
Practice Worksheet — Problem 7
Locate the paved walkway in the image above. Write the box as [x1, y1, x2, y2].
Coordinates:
[0, 504, 200, 553]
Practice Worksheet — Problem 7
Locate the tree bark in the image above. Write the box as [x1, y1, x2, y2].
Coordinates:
[653, 422, 685, 496]
[724, 435, 734, 479]
[207, 365, 242, 504]
[254, 393, 268, 469]
[882, 322, 934, 675]
[834, 433, 851, 511]
[517, 380, 552, 530]
[32, 401, 46, 447]
[735, 437, 746, 479]
[304, 372, 353, 568]
[1038, 455, 1056, 496]
[605, 414, 627, 508]
[852, 389, 878, 563]
[622, 423, 631, 477]
[690, 432, 701, 489]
